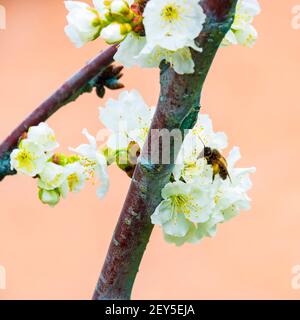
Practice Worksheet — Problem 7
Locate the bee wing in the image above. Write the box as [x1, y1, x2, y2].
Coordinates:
[223, 155, 228, 166]
[216, 156, 232, 182]
[216, 156, 228, 168]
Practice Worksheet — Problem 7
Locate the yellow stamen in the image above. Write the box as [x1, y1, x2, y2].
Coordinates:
[161, 5, 179, 22]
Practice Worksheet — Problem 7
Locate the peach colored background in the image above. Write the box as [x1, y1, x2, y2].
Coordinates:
[0, 0, 300, 300]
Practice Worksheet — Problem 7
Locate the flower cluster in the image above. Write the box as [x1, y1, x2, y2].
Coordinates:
[10, 123, 109, 206]
[222, 0, 261, 48]
[9, 1, 258, 250]
[65, 0, 261, 74]
[164, 120, 255, 246]
[152, 120, 255, 245]
[65, 0, 206, 74]
[152, 144, 255, 246]
[98, 90, 256, 246]
[65, 0, 137, 47]
[10, 90, 255, 246]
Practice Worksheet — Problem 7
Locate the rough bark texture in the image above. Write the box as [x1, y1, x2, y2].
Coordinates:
[0, 45, 117, 181]
[93, 0, 238, 300]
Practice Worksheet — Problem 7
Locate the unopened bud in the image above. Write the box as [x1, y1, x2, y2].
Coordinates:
[110, 0, 129, 15]
[18, 132, 28, 146]
[39, 189, 61, 207]
[52, 153, 68, 166]
[100, 22, 131, 44]
[116, 141, 140, 178]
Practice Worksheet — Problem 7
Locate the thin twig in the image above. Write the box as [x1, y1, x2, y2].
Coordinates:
[0, 45, 117, 181]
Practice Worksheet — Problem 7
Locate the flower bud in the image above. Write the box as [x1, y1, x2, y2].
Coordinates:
[100, 22, 131, 44]
[64, 1, 102, 48]
[52, 153, 69, 166]
[39, 189, 61, 207]
[93, 0, 113, 12]
[110, 0, 129, 15]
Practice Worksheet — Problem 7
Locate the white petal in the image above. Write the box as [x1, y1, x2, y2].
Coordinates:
[162, 213, 192, 237]
[65, 1, 89, 11]
[151, 199, 173, 225]
[227, 146, 241, 168]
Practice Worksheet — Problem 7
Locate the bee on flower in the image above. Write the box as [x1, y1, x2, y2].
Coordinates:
[151, 113, 256, 246]
[152, 145, 255, 246]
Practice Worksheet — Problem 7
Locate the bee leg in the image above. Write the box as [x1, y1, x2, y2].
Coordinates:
[212, 163, 218, 183]
[212, 172, 216, 183]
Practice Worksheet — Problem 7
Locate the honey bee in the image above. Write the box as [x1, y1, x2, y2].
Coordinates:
[198, 137, 231, 183]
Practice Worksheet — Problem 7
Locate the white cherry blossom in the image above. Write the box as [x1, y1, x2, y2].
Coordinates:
[64, 1, 102, 48]
[27, 122, 59, 153]
[64, 162, 87, 194]
[222, 0, 261, 47]
[99, 90, 154, 150]
[70, 129, 109, 198]
[38, 162, 66, 191]
[142, 0, 206, 52]
[114, 30, 199, 74]
[151, 181, 215, 238]
[10, 139, 48, 177]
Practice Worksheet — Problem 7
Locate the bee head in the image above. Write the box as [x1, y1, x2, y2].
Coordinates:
[204, 147, 212, 158]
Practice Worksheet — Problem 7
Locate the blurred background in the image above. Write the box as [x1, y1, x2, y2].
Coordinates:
[0, 0, 300, 299]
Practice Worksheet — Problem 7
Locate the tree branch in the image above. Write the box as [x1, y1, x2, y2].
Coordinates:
[0, 45, 118, 181]
[93, 0, 238, 300]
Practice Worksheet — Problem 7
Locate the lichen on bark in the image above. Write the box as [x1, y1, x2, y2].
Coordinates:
[0, 152, 15, 181]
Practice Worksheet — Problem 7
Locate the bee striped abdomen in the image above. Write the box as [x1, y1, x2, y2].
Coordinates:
[219, 165, 229, 180]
